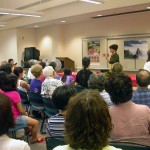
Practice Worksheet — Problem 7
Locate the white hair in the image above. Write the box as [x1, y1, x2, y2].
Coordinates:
[43, 66, 54, 77]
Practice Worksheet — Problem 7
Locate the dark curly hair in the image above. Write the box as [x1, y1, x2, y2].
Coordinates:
[65, 89, 112, 149]
[0, 93, 15, 136]
[14, 67, 23, 78]
[109, 44, 118, 51]
[88, 74, 105, 92]
[105, 73, 133, 105]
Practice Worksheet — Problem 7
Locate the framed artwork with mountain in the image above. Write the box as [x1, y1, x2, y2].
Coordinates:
[124, 40, 148, 60]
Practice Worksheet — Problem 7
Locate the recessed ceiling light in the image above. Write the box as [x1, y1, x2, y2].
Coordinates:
[61, 21, 66, 23]
[147, 6, 150, 9]
[34, 25, 39, 28]
[80, 0, 102, 4]
[0, 25, 5, 27]
[96, 14, 102, 17]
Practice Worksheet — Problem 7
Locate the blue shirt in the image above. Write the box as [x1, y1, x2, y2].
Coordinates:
[30, 79, 42, 94]
[132, 88, 150, 107]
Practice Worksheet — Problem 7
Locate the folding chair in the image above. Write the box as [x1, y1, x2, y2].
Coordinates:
[45, 137, 66, 150]
[28, 92, 44, 133]
[9, 124, 29, 143]
[109, 141, 150, 150]
[17, 89, 30, 114]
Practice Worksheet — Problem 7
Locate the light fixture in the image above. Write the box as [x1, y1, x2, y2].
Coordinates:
[147, 6, 150, 9]
[0, 24, 5, 27]
[0, 8, 43, 17]
[80, 0, 102, 4]
[96, 14, 102, 17]
[34, 25, 39, 28]
[61, 20, 66, 23]
[0, 22, 6, 27]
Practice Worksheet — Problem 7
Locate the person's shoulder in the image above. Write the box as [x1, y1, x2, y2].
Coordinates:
[53, 145, 72, 150]
[9, 138, 30, 150]
[103, 145, 122, 150]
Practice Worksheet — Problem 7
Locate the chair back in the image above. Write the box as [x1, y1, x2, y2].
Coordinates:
[28, 92, 44, 112]
[42, 97, 59, 117]
[110, 141, 150, 150]
[45, 137, 66, 150]
[17, 89, 29, 104]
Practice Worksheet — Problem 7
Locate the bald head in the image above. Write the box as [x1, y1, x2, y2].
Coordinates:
[136, 69, 150, 87]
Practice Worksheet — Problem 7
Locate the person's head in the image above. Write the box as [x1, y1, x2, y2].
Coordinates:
[0, 63, 13, 74]
[65, 89, 112, 149]
[29, 59, 37, 67]
[0, 93, 15, 136]
[109, 44, 118, 53]
[43, 66, 54, 78]
[2, 74, 18, 92]
[147, 50, 150, 62]
[14, 67, 24, 78]
[0, 61, 7, 66]
[49, 62, 57, 71]
[31, 64, 42, 78]
[88, 74, 105, 92]
[111, 62, 123, 74]
[136, 69, 150, 87]
[52, 85, 76, 110]
[82, 57, 90, 69]
[0, 71, 6, 89]
[105, 73, 132, 105]
[39, 62, 46, 69]
[8, 59, 14, 65]
[64, 67, 72, 76]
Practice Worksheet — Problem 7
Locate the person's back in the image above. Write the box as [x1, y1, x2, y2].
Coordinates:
[109, 102, 150, 146]
[46, 85, 76, 138]
[76, 57, 92, 88]
[0, 93, 30, 150]
[105, 73, 150, 146]
[132, 69, 150, 107]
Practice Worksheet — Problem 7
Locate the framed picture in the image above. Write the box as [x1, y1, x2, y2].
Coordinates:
[124, 40, 148, 60]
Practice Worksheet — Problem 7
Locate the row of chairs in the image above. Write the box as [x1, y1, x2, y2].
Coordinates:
[45, 137, 150, 150]
[17, 89, 59, 134]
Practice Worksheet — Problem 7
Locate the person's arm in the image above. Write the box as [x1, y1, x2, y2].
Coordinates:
[20, 81, 30, 91]
[16, 102, 28, 116]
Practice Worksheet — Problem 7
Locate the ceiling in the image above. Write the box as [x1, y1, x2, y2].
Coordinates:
[0, 0, 150, 30]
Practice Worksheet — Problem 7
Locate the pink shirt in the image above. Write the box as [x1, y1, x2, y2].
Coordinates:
[109, 101, 150, 146]
[0, 89, 4, 93]
[4, 91, 21, 119]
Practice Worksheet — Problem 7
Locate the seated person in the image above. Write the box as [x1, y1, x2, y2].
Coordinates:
[61, 67, 75, 85]
[105, 73, 150, 146]
[41, 66, 63, 98]
[54, 89, 122, 150]
[14, 67, 30, 93]
[88, 74, 112, 106]
[132, 69, 150, 107]
[2, 74, 45, 144]
[49, 62, 60, 80]
[0, 93, 30, 150]
[46, 85, 76, 138]
[75, 57, 93, 88]
[0, 71, 6, 93]
[30, 64, 43, 94]
[0, 63, 14, 74]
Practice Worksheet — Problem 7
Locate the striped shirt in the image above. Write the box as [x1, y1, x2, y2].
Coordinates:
[46, 114, 65, 138]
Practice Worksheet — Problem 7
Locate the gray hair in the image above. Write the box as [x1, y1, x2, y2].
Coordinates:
[88, 74, 105, 92]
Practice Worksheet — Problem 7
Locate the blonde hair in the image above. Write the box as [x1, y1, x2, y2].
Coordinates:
[31, 64, 42, 78]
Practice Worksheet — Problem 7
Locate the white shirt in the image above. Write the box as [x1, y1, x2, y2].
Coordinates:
[41, 76, 63, 98]
[144, 61, 150, 72]
[0, 134, 30, 150]
[27, 68, 35, 79]
[18, 79, 28, 93]
[53, 145, 122, 150]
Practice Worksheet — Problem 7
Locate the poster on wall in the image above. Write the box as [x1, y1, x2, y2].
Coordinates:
[87, 41, 100, 63]
[124, 40, 148, 60]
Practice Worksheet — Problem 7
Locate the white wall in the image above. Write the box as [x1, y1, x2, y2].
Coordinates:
[17, 28, 36, 66]
[0, 29, 17, 64]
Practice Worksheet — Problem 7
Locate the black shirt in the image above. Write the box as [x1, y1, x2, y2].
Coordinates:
[76, 69, 93, 88]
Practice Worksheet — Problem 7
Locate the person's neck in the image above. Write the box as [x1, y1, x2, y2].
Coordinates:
[36, 77, 41, 80]
[59, 110, 66, 116]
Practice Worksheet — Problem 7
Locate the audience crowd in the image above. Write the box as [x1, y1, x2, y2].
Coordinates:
[0, 57, 149, 150]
